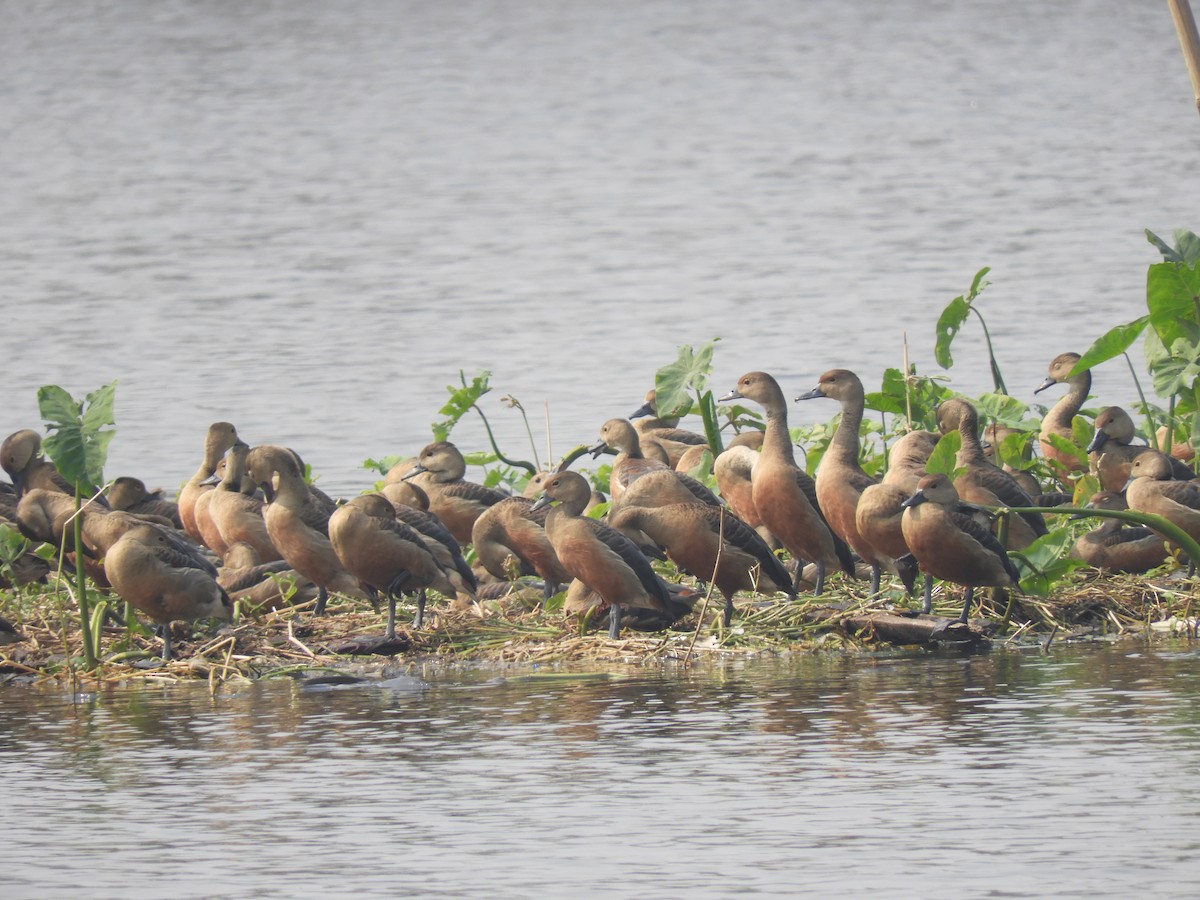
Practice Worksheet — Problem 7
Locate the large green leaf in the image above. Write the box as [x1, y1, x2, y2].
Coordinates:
[1043, 432, 1087, 469]
[972, 392, 1032, 428]
[1149, 337, 1200, 397]
[37, 381, 117, 493]
[934, 267, 990, 370]
[1147, 262, 1200, 347]
[1146, 228, 1200, 266]
[995, 430, 1035, 471]
[1068, 316, 1149, 377]
[1012, 528, 1087, 596]
[654, 339, 720, 419]
[925, 431, 961, 477]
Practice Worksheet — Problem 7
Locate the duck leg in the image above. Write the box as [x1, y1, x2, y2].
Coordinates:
[161, 625, 173, 662]
[921, 574, 933, 615]
[313, 586, 329, 617]
[869, 562, 881, 598]
[608, 603, 623, 639]
[414, 589, 428, 630]
[959, 585, 975, 624]
[812, 559, 826, 596]
[722, 591, 735, 629]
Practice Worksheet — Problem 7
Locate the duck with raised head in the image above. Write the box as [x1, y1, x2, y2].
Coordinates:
[1034, 352, 1090, 483]
[629, 389, 709, 466]
[1070, 491, 1168, 574]
[104, 523, 233, 661]
[1125, 452, 1200, 558]
[178, 422, 241, 544]
[471, 495, 570, 601]
[245, 444, 365, 616]
[608, 502, 793, 627]
[531, 471, 690, 638]
[797, 368, 913, 596]
[589, 418, 670, 501]
[330, 494, 468, 637]
[206, 441, 282, 564]
[937, 397, 1047, 550]
[401, 441, 509, 545]
[901, 473, 1021, 624]
[1088, 406, 1194, 491]
[720, 371, 853, 594]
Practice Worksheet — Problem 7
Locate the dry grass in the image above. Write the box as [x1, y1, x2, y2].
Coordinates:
[1, 569, 1197, 688]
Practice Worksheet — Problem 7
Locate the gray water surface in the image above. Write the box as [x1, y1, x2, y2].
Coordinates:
[4, 1, 1200, 495]
[5, 645, 1200, 898]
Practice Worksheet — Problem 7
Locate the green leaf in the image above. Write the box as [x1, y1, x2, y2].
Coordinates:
[37, 385, 82, 426]
[995, 431, 1035, 471]
[934, 296, 970, 369]
[37, 381, 118, 493]
[432, 371, 491, 441]
[1069, 316, 1150, 376]
[1146, 228, 1200, 265]
[1012, 528, 1088, 596]
[1070, 416, 1093, 453]
[362, 455, 406, 476]
[654, 339, 720, 419]
[1147, 262, 1200, 348]
[972, 392, 1032, 428]
[1149, 337, 1200, 397]
[1043, 432, 1087, 468]
[925, 431, 961, 477]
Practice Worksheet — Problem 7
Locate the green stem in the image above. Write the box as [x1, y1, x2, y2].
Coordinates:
[968, 307, 1008, 395]
[73, 490, 96, 669]
[697, 390, 724, 456]
[1166, 394, 1177, 458]
[469, 404, 536, 474]
[1001, 505, 1200, 572]
[1125, 351, 1160, 452]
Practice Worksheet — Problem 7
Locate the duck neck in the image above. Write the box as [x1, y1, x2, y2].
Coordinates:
[957, 416, 986, 464]
[827, 392, 864, 465]
[760, 387, 798, 466]
[1051, 372, 1092, 424]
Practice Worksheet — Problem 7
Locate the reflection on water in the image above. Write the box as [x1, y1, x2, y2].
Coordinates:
[5, 644, 1200, 897]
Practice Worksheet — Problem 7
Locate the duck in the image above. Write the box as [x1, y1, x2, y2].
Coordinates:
[1125, 451, 1200, 558]
[471, 495, 570, 601]
[1034, 352, 1090, 483]
[245, 444, 365, 616]
[401, 441, 510, 545]
[531, 470, 690, 638]
[1070, 491, 1168, 574]
[901, 473, 1021, 624]
[881, 429, 938, 494]
[1088, 407, 1194, 491]
[1, 429, 87, 500]
[720, 371, 853, 594]
[330, 494, 469, 637]
[608, 502, 793, 627]
[107, 476, 183, 528]
[588, 418, 671, 502]
[205, 440, 282, 564]
[217, 542, 319, 611]
[797, 368, 909, 595]
[937, 397, 1047, 549]
[178, 422, 241, 544]
[629, 389, 709, 465]
[104, 523, 233, 661]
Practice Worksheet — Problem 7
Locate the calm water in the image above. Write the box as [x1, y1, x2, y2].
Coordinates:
[3, 1, 1200, 495]
[4, 644, 1200, 897]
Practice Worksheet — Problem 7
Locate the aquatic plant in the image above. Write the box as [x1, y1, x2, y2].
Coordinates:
[651, 338, 725, 454]
[934, 267, 1008, 394]
[37, 381, 117, 670]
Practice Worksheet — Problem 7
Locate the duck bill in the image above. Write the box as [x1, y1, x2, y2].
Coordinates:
[1034, 376, 1057, 394]
[629, 401, 655, 420]
[794, 387, 824, 402]
[1085, 430, 1109, 453]
[717, 390, 743, 403]
[400, 464, 428, 482]
[529, 494, 552, 513]
[588, 441, 608, 460]
[901, 490, 929, 509]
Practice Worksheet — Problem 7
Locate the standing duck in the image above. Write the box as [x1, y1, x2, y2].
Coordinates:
[1034, 352, 1090, 483]
[471, 495, 570, 600]
[178, 422, 241, 544]
[797, 368, 909, 595]
[608, 502, 793, 627]
[245, 444, 365, 616]
[206, 440, 282, 564]
[588, 418, 671, 502]
[104, 523, 233, 661]
[531, 471, 688, 638]
[720, 371, 853, 594]
[901, 473, 1021, 624]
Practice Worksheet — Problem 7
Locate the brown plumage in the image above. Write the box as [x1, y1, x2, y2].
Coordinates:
[206, 441, 282, 564]
[629, 389, 709, 466]
[1034, 352, 1090, 482]
[1, 429, 76, 499]
[797, 368, 909, 595]
[720, 371, 853, 594]
[471, 496, 570, 600]
[1088, 407, 1193, 491]
[882, 430, 938, 494]
[1070, 491, 1168, 574]
[245, 444, 365, 616]
[901, 473, 1021, 624]
[218, 543, 319, 611]
[178, 422, 241, 544]
[937, 398, 1047, 549]
[1125, 452, 1200, 554]
[608, 503, 793, 627]
[401, 441, 509, 545]
[330, 494, 467, 637]
[531, 471, 688, 638]
[108, 477, 183, 528]
[589, 418, 670, 502]
[104, 523, 233, 661]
